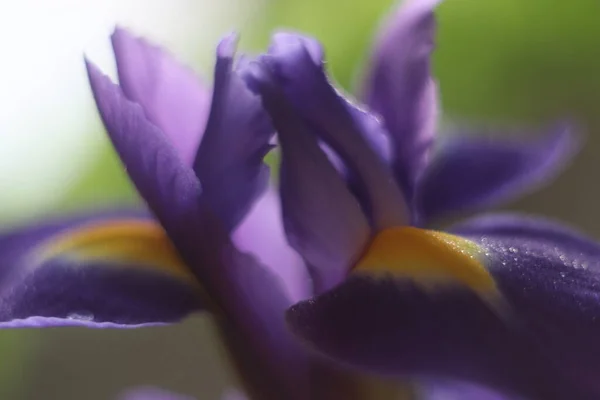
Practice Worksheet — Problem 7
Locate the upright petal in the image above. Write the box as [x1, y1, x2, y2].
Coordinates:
[112, 28, 211, 164]
[194, 35, 273, 232]
[86, 60, 204, 244]
[415, 124, 578, 224]
[287, 217, 600, 399]
[261, 32, 410, 229]
[247, 62, 370, 292]
[360, 0, 440, 195]
[117, 387, 195, 400]
[233, 187, 311, 303]
[215, 247, 310, 400]
[0, 210, 203, 329]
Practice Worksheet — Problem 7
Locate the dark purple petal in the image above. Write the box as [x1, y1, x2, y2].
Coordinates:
[117, 387, 195, 400]
[194, 35, 273, 232]
[247, 62, 370, 292]
[415, 123, 579, 224]
[360, 0, 440, 196]
[261, 33, 409, 229]
[287, 217, 600, 399]
[0, 209, 202, 328]
[86, 60, 204, 244]
[112, 28, 211, 165]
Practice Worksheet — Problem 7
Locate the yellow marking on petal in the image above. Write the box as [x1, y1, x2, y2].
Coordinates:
[38, 219, 197, 283]
[354, 227, 498, 298]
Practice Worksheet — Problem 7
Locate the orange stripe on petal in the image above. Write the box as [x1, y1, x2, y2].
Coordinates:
[36, 219, 197, 283]
[353, 227, 498, 297]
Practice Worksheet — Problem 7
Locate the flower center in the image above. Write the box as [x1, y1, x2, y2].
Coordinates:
[37, 219, 197, 283]
[353, 227, 498, 297]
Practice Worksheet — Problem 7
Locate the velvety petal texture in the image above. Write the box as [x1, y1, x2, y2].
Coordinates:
[194, 35, 273, 232]
[287, 215, 600, 399]
[361, 0, 440, 195]
[112, 28, 211, 165]
[415, 123, 578, 223]
[0, 210, 202, 328]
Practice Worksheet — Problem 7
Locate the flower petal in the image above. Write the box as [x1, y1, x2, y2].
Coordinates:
[112, 28, 211, 165]
[216, 246, 310, 399]
[415, 123, 579, 224]
[117, 387, 195, 400]
[360, 0, 440, 195]
[287, 217, 600, 399]
[0, 210, 203, 328]
[194, 35, 273, 232]
[262, 32, 410, 229]
[86, 60, 204, 244]
[247, 62, 370, 292]
[233, 186, 311, 303]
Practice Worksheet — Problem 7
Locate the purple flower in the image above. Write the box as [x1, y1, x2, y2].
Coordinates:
[0, 0, 590, 400]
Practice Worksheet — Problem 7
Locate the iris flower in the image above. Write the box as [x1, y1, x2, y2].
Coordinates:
[0, 0, 593, 398]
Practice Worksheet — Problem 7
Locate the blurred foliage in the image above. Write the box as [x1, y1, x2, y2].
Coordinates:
[246, 0, 600, 124]
[61, 0, 600, 210]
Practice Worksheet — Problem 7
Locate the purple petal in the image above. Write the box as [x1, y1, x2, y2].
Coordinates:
[0, 209, 202, 328]
[360, 0, 440, 195]
[287, 217, 600, 399]
[117, 387, 195, 400]
[86, 60, 204, 244]
[247, 62, 370, 292]
[261, 32, 409, 229]
[194, 35, 273, 232]
[233, 186, 311, 302]
[216, 247, 310, 399]
[112, 28, 211, 165]
[415, 123, 579, 224]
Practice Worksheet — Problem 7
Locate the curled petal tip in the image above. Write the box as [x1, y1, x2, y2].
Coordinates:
[243, 60, 278, 95]
[217, 32, 239, 58]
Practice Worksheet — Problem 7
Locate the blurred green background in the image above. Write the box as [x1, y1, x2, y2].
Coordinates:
[0, 0, 599, 398]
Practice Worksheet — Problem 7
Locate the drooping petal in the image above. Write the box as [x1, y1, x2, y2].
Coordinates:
[86, 60, 204, 244]
[415, 123, 579, 224]
[261, 32, 410, 229]
[117, 387, 196, 400]
[360, 0, 440, 195]
[194, 35, 273, 232]
[287, 217, 600, 399]
[112, 28, 211, 165]
[0, 210, 203, 328]
[247, 62, 370, 292]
